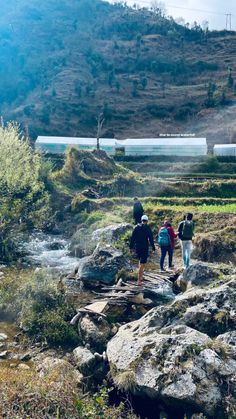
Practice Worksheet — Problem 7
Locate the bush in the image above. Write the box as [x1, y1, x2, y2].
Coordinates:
[0, 123, 51, 241]
[20, 271, 80, 347]
[0, 269, 79, 347]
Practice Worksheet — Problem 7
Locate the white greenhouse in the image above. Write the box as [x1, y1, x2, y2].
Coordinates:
[35, 136, 117, 155]
[120, 138, 207, 156]
[213, 144, 236, 158]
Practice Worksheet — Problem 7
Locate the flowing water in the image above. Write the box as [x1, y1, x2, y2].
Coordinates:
[19, 231, 80, 273]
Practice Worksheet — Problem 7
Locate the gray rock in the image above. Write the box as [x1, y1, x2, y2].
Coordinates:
[73, 346, 96, 374]
[0, 333, 8, 341]
[0, 350, 8, 358]
[216, 331, 236, 347]
[70, 223, 132, 258]
[78, 315, 111, 352]
[107, 277, 236, 417]
[77, 244, 132, 286]
[91, 223, 132, 244]
[179, 262, 219, 288]
[69, 228, 94, 258]
[37, 356, 83, 385]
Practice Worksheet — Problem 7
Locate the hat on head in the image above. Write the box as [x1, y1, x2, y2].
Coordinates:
[141, 214, 148, 221]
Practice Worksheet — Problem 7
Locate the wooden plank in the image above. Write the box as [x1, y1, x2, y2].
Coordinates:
[84, 301, 108, 314]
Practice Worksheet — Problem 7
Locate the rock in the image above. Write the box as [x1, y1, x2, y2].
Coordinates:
[70, 223, 132, 258]
[216, 331, 236, 347]
[179, 262, 219, 289]
[61, 277, 81, 297]
[73, 346, 97, 374]
[37, 356, 83, 385]
[46, 241, 64, 251]
[91, 223, 132, 244]
[0, 350, 8, 358]
[77, 244, 132, 286]
[107, 277, 236, 417]
[69, 228, 94, 258]
[19, 353, 32, 361]
[0, 333, 8, 341]
[78, 315, 111, 352]
[18, 363, 30, 370]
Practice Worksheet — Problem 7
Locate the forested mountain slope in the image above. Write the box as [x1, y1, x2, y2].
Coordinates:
[0, 0, 236, 143]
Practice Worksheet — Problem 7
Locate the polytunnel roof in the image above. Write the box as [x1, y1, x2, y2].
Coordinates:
[120, 138, 207, 146]
[214, 144, 236, 148]
[36, 136, 117, 145]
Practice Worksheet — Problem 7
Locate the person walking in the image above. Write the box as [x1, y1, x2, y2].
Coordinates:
[133, 197, 144, 225]
[157, 219, 177, 272]
[178, 213, 195, 269]
[129, 214, 155, 286]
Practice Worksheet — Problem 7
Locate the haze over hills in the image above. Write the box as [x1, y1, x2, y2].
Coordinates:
[0, 0, 236, 144]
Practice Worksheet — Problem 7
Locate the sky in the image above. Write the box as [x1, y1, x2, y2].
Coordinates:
[109, 0, 236, 30]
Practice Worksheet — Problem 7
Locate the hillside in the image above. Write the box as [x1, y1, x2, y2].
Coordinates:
[1, 0, 236, 144]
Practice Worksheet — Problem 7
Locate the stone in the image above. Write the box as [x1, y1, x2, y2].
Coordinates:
[179, 262, 219, 288]
[107, 277, 236, 417]
[73, 346, 96, 374]
[70, 223, 133, 258]
[37, 356, 83, 385]
[18, 363, 30, 370]
[0, 333, 8, 341]
[91, 223, 133, 244]
[0, 350, 8, 358]
[78, 315, 111, 352]
[77, 244, 132, 286]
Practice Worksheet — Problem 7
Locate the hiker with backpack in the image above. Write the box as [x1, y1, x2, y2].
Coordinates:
[178, 213, 195, 269]
[157, 219, 177, 272]
[133, 197, 144, 225]
[129, 214, 155, 286]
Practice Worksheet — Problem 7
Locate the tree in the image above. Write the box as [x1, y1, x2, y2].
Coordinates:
[0, 123, 50, 233]
[150, 1, 166, 16]
[141, 76, 148, 90]
[227, 67, 234, 88]
[205, 81, 216, 107]
[96, 113, 105, 150]
[132, 79, 138, 97]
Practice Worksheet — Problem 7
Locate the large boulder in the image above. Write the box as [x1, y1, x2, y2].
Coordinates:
[107, 277, 236, 417]
[178, 262, 219, 289]
[77, 244, 132, 286]
[70, 223, 132, 258]
[91, 223, 132, 244]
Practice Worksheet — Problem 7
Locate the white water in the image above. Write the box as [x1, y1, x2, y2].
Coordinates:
[19, 231, 79, 273]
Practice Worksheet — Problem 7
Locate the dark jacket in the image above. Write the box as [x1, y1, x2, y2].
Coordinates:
[133, 201, 144, 219]
[130, 223, 155, 251]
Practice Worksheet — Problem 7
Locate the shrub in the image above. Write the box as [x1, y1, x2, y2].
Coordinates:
[0, 123, 51, 240]
[19, 271, 80, 347]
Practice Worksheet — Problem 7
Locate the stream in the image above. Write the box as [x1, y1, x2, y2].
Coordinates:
[0, 231, 81, 366]
[18, 231, 80, 273]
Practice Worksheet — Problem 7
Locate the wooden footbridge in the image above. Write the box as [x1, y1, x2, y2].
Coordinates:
[70, 269, 181, 324]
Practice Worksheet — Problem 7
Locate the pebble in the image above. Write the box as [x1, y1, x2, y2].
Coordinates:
[18, 363, 30, 370]
[0, 350, 8, 359]
[0, 333, 8, 341]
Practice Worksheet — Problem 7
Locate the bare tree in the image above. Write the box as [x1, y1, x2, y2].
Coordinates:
[96, 113, 105, 150]
[150, 1, 166, 16]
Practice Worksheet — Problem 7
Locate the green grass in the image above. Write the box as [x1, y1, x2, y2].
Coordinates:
[145, 202, 236, 215]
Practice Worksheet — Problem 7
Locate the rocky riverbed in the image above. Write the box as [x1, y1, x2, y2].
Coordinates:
[1, 224, 235, 419]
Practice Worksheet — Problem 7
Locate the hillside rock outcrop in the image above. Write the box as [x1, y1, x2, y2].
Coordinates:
[107, 274, 236, 417]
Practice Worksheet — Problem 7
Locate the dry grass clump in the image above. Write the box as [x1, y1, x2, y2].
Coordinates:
[0, 367, 81, 418]
[0, 367, 138, 419]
